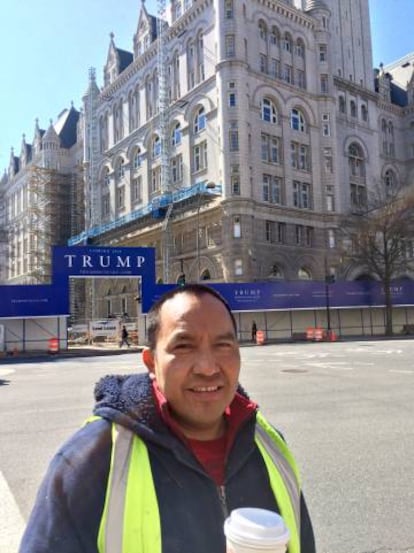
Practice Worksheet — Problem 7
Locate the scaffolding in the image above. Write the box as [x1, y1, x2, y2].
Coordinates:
[25, 165, 72, 283]
[157, 0, 173, 282]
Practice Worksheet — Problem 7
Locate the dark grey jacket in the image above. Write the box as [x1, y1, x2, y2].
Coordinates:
[19, 373, 315, 553]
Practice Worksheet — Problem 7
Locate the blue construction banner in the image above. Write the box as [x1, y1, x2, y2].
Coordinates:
[52, 245, 156, 282]
[141, 279, 414, 313]
[0, 284, 69, 318]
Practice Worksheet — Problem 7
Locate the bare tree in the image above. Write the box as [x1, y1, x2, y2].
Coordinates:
[340, 185, 414, 335]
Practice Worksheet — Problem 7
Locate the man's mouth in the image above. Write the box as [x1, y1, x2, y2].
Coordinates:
[190, 385, 222, 393]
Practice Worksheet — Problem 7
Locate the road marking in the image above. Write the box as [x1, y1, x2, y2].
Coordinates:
[389, 369, 413, 375]
[0, 368, 15, 377]
[0, 470, 25, 553]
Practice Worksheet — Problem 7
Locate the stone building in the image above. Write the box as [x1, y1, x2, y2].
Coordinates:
[0, 106, 84, 285]
[2, 0, 414, 321]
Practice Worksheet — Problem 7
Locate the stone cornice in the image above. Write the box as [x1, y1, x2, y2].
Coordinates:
[253, 0, 316, 31]
[333, 76, 378, 102]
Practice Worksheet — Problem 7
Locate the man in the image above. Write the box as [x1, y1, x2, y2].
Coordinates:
[119, 324, 130, 348]
[20, 284, 315, 553]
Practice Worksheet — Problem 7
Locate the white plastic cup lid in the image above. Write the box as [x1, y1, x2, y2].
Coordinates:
[224, 508, 290, 549]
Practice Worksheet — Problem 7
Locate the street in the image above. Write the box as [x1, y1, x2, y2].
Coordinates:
[1, 340, 414, 553]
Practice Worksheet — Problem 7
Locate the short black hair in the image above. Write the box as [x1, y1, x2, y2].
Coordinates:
[146, 283, 237, 350]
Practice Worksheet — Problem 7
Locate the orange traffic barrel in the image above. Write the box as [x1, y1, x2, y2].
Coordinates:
[306, 327, 315, 341]
[48, 337, 59, 354]
[314, 327, 323, 342]
[256, 330, 265, 345]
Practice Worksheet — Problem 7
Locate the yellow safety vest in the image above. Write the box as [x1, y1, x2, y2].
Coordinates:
[86, 413, 301, 553]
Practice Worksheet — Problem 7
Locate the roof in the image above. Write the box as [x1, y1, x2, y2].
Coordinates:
[53, 106, 80, 148]
[383, 53, 414, 89]
[116, 48, 133, 72]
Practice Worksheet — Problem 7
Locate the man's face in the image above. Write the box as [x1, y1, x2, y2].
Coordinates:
[143, 292, 241, 440]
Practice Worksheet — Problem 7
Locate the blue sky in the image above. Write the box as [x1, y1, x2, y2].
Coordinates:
[0, 0, 413, 172]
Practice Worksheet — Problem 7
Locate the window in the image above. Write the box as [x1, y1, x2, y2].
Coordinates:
[296, 39, 305, 58]
[102, 193, 110, 218]
[194, 107, 206, 133]
[116, 159, 125, 180]
[260, 54, 268, 74]
[261, 134, 280, 164]
[171, 154, 183, 184]
[270, 28, 279, 46]
[259, 21, 267, 41]
[261, 98, 278, 123]
[290, 108, 306, 132]
[339, 95, 346, 114]
[151, 166, 161, 193]
[298, 267, 312, 279]
[225, 34, 235, 57]
[193, 141, 208, 172]
[133, 149, 142, 169]
[384, 169, 396, 195]
[283, 64, 293, 84]
[171, 122, 182, 146]
[233, 216, 241, 238]
[231, 165, 240, 195]
[320, 74, 328, 94]
[265, 221, 285, 244]
[234, 258, 243, 276]
[131, 176, 141, 203]
[262, 174, 282, 204]
[350, 183, 367, 209]
[224, 0, 233, 18]
[293, 181, 311, 209]
[270, 58, 280, 79]
[361, 104, 368, 122]
[228, 91, 237, 107]
[350, 100, 357, 118]
[322, 113, 330, 136]
[319, 44, 327, 62]
[229, 122, 239, 152]
[152, 136, 161, 158]
[296, 69, 306, 89]
[116, 185, 125, 210]
[283, 33, 292, 52]
[348, 143, 365, 178]
[291, 142, 310, 171]
[327, 229, 336, 248]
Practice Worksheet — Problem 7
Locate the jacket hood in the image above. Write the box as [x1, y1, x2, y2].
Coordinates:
[93, 372, 254, 447]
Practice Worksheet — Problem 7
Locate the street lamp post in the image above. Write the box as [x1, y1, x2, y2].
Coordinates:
[196, 182, 215, 282]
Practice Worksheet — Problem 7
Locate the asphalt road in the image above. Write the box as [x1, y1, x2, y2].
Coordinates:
[1, 340, 414, 553]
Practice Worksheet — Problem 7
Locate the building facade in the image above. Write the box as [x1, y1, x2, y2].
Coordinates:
[0, 107, 84, 285]
[2, 0, 414, 321]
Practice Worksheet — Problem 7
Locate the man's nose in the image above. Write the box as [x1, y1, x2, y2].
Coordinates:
[192, 347, 219, 376]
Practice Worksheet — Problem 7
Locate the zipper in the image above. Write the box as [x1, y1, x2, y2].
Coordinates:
[217, 484, 229, 518]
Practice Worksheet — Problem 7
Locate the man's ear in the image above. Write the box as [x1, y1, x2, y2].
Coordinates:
[142, 347, 155, 374]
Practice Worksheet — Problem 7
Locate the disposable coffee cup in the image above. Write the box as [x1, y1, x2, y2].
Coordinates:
[224, 507, 290, 553]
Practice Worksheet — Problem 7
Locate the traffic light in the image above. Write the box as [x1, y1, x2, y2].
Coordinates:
[177, 273, 186, 287]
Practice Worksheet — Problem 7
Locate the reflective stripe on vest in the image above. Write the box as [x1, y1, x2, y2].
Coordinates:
[91, 414, 301, 553]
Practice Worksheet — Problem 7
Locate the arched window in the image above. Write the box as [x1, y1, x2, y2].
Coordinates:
[381, 118, 387, 133]
[384, 169, 396, 194]
[361, 104, 368, 122]
[261, 98, 278, 123]
[133, 148, 142, 169]
[116, 158, 125, 181]
[270, 264, 283, 279]
[298, 267, 311, 280]
[258, 20, 267, 41]
[152, 135, 161, 158]
[296, 38, 305, 58]
[270, 26, 279, 46]
[290, 108, 306, 132]
[339, 95, 346, 114]
[283, 33, 292, 52]
[171, 122, 182, 146]
[388, 121, 394, 136]
[104, 167, 110, 186]
[194, 106, 206, 133]
[348, 143, 365, 177]
[350, 100, 357, 118]
[200, 269, 211, 281]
